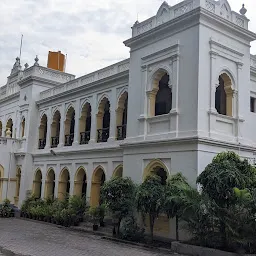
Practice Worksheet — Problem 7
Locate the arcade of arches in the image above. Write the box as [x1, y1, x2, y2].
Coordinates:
[58, 168, 70, 200]
[148, 70, 172, 117]
[215, 73, 233, 117]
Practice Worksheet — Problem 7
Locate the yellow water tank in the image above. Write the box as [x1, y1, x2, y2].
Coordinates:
[47, 51, 65, 72]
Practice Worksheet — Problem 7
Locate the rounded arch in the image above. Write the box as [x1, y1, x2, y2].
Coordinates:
[96, 97, 111, 142]
[58, 167, 70, 200]
[215, 70, 235, 117]
[74, 166, 87, 197]
[215, 67, 236, 88]
[91, 166, 106, 207]
[79, 102, 92, 144]
[33, 168, 42, 199]
[52, 108, 61, 122]
[143, 159, 169, 185]
[65, 103, 75, 118]
[148, 68, 172, 117]
[97, 94, 111, 111]
[64, 105, 75, 146]
[113, 164, 123, 178]
[117, 88, 128, 103]
[80, 99, 92, 115]
[51, 110, 61, 147]
[6, 118, 13, 137]
[45, 168, 55, 199]
[149, 66, 172, 91]
[116, 91, 128, 140]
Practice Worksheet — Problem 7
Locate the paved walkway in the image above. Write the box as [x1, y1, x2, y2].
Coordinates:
[0, 219, 176, 256]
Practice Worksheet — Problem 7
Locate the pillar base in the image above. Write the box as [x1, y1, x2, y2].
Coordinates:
[89, 139, 96, 144]
[72, 141, 79, 147]
[107, 137, 115, 143]
[57, 143, 64, 148]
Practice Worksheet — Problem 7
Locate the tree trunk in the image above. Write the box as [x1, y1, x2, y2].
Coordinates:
[176, 215, 179, 241]
[149, 215, 155, 243]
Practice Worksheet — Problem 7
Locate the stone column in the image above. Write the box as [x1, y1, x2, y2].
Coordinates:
[108, 90, 117, 142]
[45, 109, 52, 149]
[58, 105, 65, 148]
[89, 95, 97, 144]
[73, 100, 80, 146]
[171, 55, 179, 112]
[209, 51, 218, 113]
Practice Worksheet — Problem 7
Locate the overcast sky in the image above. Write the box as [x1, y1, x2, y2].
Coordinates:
[0, 0, 255, 85]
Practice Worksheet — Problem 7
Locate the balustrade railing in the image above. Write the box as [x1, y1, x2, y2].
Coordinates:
[65, 134, 74, 146]
[80, 131, 90, 145]
[38, 139, 46, 149]
[97, 128, 109, 143]
[51, 136, 59, 148]
[116, 124, 127, 140]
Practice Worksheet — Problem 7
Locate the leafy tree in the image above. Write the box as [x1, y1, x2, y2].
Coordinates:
[197, 151, 256, 248]
[101, 177, 136, 235]
[164, 173, 191, 241]
[136, 175, 165, 242]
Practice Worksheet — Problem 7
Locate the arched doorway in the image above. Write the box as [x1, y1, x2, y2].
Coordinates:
[215, 73, 233, 117]
[148, 70, 172, 117]
[79, 103, 91, 144]
[45, 169, 55, 200]
[33, 169, 42, 199]
[6, 118, 13, 137]
[116, 92, 128, 140]
[38, 114, 47, 149]
[90, 166, 106, 207]
[97, 97, 110, 142]
[74, 167, 87, 197]
[113, 165, 123, 178]
[143, 159, 169, 235]
[51, 110, 61, 148]
[14, 167, 21, 205]
[21, 117, 25, 138]
[64, 106, 75, 146]
[58, 168, 70, 200]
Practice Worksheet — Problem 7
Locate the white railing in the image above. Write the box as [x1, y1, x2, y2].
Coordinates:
[39, 59, 130, 100]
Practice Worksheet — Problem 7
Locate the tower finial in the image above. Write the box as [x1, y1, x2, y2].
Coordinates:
[239, 4, 247, 15]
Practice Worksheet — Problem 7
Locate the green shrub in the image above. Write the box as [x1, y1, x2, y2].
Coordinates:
[119, 216, 145, 242]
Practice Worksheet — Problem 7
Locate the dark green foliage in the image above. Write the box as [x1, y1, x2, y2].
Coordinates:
[0, 199, 14, 218]
[136, 175, 165, 242]
[101, 177, 136, 235]
[119, 216, 145, 242]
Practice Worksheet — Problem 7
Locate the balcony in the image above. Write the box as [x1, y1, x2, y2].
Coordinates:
[65, 134, 74, 146]
[38, 139, 46, 149]
[116, 124, 127, 140]
[80, 131, 90, 145]
[97, 128, 109, 143]
[51, 136, 59, 148]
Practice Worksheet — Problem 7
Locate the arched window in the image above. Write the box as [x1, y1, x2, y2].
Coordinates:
[215, 73, 233, 116]
[91, 166, 106, 207]
[51, 110, 61, 148]
[21, 117, 25, 138]
[97, 97, 110, 142]
[38, 114, 47, 149]
[80, 103, 91, 144]
[148, 70, 172, 117]
[113, 165, 123, 178]
[6, 118, 13, 138]
[64, 106, 75, 146]
[116, 92, 128, 140]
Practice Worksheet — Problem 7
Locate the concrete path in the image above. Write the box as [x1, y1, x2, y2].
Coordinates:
[0, 219, 177, 256]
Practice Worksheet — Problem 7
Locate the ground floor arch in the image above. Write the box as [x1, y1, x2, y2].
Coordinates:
[0, 165, 4, 202]
[113, 165, 123, 178]
[14, 167, 21, 205]
[58, 168, 70, 200]
[33, 169, 42, 199]
[44, 169, 55, 199]
[90, 166, 106, 207]
[143, 159, 170, 236]
[74, 167, 87, 197]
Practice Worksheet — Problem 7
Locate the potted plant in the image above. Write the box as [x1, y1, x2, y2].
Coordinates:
[89, 207, 100, 231]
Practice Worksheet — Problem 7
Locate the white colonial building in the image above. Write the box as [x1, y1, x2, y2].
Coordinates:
[0, 0, 256, 237]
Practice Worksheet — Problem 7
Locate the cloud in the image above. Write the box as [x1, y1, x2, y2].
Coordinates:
[0, 0, 255, 85]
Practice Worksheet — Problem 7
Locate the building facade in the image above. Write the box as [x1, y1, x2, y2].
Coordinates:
[0, 0, 256, 238]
